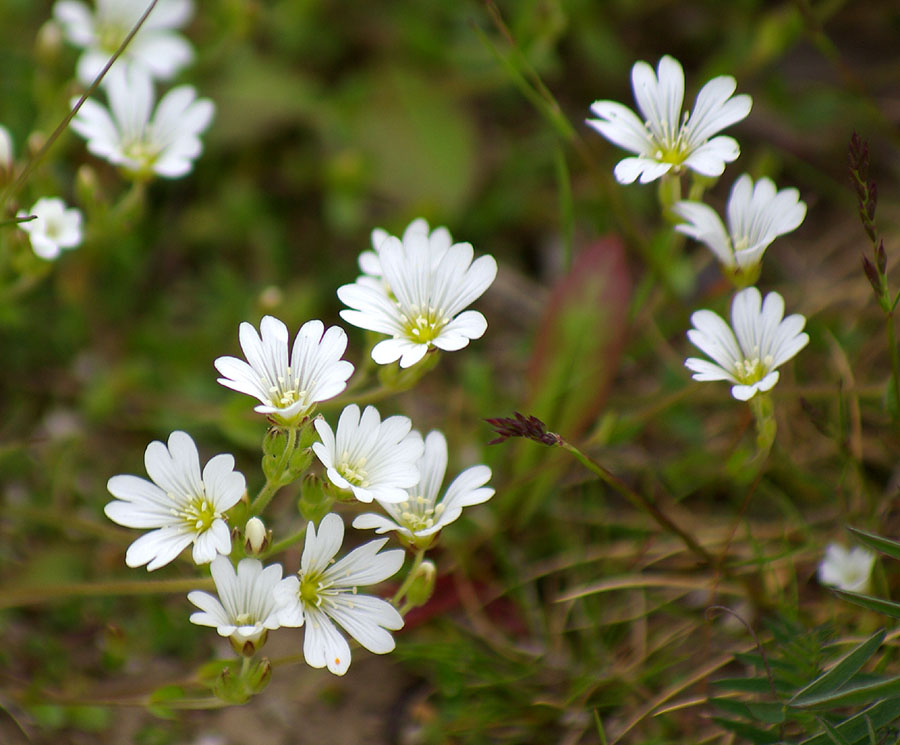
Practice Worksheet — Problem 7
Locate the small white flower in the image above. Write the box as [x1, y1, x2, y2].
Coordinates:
[818, 543, 875, 594]
[275, 513, 404, 676]
[313, 404, 423, 504]
[70, 66, 214, 180]
[54, 0, 194, 86]
[338, 228, 497, 368]
[685, 287, 809, 401]
[674, 174, 806, 272]
[18, 197, 83, 260]
[214, 316, 354, 425]
[105, 431, 245, 570]
[587, 55, 752, 184]
[359, 217, 454, 278]
[353, 430, 493, 545]
[188, 556, 291, 652]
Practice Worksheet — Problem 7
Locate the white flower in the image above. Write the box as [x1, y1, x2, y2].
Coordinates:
[353, 430, 493, 545]
[214, 316, 354, 424]
[54, 0, 193, 86]
[338, 229, 497, 368]
[188, 556, 292, 653]
[105, 431, 245, 570]
[685, 287, 809, 401]
[674, 174, 806, 272]
[360, 217, 453, 278]
[70, 66, 214, 180]
[312, 404, 423, 504]
[587, 55, 752, 184]
[18, 197, 83, 260]
[818, 543, 875, 594]
[275, 513, 404, 676]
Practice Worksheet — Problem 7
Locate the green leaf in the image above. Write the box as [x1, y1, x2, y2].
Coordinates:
[800, 697, 900, 745]
[791, 631, 885, 705]
[817, 717, 853, 745]
[833, 590, 900, 620]
[792, 675, 900, 709]
[710, 698, 786, 724]
[147, 685, 185, 720]
[712, 677, 778, 695]
[847, 527, 900, 562]
[712, 717, 781, 744]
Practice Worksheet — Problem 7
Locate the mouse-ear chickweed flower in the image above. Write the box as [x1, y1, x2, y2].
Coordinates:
[214, 316, 354, 425]
[360, 217, 454, 279]
[338, 229, 497, 368]
[818, 543, 876, 594]
[353, 430, 494, 545]
[312, 404, 423, 503]
[587, 55, 752, 184]
[188, 556, 292, 655]
[685, 287, 809, 401]
[275, 513, 404, 676]
[105, 431, 245, 570]
[17, 197, 83, 260]
[70, 66, 214, 180]
[54, 0, 194, 86]
[674, 174, 806, 278]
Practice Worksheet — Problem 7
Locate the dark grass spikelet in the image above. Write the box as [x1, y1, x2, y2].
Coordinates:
[485, 412, 562, 446]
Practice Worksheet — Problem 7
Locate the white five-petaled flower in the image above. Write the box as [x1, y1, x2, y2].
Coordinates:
[313, 404, 423, 504]
[353, 430, 494, 546]
[105, 431, 245, 570]
[275, 513, 404, 676]
[338, 227, 497, 368]
[587, 55, 752, 184]
[54, 0, 194, 86]
[214, 316, 354, 425]
[188, 556, 292, 653]
[70, 66, 214, 180]
[685, 287, 809, 401]
[674, 174, 807, 273]
[359, 217, 454, 279]
[18, 197, 83, 260]
[818, 543, 876, 594]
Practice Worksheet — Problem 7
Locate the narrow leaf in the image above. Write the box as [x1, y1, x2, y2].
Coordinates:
[799, 697, 900, 745]
[847, 527, 900, 562]
[792, 675, 900, 709]
[790, 630, 885, 705]
[817, 717, 853, 745]
[712, 717, 781, 744]
[833, 590, 900, 620]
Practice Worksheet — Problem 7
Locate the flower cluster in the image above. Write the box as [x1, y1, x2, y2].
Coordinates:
[105, 216, 497, 678]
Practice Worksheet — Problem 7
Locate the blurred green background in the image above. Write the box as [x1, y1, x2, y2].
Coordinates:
[1, 0, 900, 743]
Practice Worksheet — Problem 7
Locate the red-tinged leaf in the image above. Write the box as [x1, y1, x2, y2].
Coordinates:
[528, 237, 630, 438]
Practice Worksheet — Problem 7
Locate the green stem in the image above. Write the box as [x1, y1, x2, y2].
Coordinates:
[392, 548, 425, 606]
[749, 392, 777, 459]
[886, 312, 900, 422]
[250, 426, 298, 515]
[0, 0, 161, 210]
[0, 576, 214, 610]
[560, 441, 714, 566]
[263, 526, 308, 557]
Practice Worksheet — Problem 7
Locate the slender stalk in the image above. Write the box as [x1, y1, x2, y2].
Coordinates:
[250, 426, 298, 515]
[886, 312, 900, 420]
[263, 525, 308, 557]
[0, 576, 213, 610]
[392, 548, 426, 606]
[560, 441, 714, 566]
[1, 0, 161, 209]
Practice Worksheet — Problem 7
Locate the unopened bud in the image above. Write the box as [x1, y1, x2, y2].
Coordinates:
[862, 255, 882, 295]
[26, 131, 46, 158]
[230, 629, 268, 658]
[35, 20, 63, 63]
[877, 239, 887, 275]
[258, 285, 283, 310]
[246, 658, 272, 694]
[867, 181, 878, 223]
[405, 560, 437, 608]
[297, 474, 334, 523]
[244, 517, 270, 555]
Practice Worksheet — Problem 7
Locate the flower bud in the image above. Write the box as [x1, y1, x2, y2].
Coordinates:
[297, 474, 334, 523]
[243, 517, 270, 555]
[405, 560, 437, 608]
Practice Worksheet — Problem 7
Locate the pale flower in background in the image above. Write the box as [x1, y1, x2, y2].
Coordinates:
[0, 124, 13, 171]
[674, 174, 806, 273]
[587, 55, 752, 184]
[275, 513, 404, 676]
[70, 66, 214, 180]
[338, 229, 497, 368]
[685, 287, 809, 401]
[353, 430, 494, 546]
[214, 316, 354, 424]
[312, 404, 423, 504]
[18, 197, 83, 260]
[54, 0, 194, 85]
[818, 543, 875, 594]
[188, 556, 292, 653]
[105, 431, 245, 570]
[359, 217, 453, 278]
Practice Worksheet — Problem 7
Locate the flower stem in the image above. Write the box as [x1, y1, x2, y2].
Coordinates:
[392, 548, 426, 606]
[560, 441, 714, 566]
[263, 525, 308, 557]
[250, 426, 298, 515]
[886, 311, 900, 421]
[749, 392, 777, 460]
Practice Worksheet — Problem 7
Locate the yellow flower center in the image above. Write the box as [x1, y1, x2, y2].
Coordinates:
[399, 306, 448, 344]
[264, 368, 310, 411]
[397, 495, 445, 533]
[733, 354, 774, 385]
[175, 494, 221, 532]
[336, 451, 369, 487]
